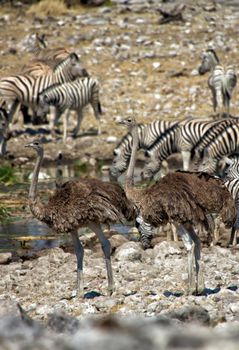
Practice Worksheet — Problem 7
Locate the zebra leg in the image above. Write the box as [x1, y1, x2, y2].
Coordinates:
[8, 100, 20, 125]
[63, 109, 70, 143]
[72, 109, 83, 137]
[211, 89, 217, 114]
[89, 222, 114, 294]
[181, 150, 191, 171]
[50, 107, 61, 131]
[228, 205, 239, 246]
[0, 137, 7, 156]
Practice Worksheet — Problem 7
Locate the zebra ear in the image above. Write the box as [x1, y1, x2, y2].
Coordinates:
[70, 52, 79, 63]
[113, 149, 120, 156]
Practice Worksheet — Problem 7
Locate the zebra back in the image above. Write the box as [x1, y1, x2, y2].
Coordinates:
[191, 118, 239, 160]
[199, 124, 239, 174]
[38, 77, 100, 110]
[178, 119, 217, 152]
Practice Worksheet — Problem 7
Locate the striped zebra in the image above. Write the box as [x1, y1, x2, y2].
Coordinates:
[220, 156, 239, 245]
[37, 77, 102, 140]
[0, 53, 86, 125]
[198, 49, 237, 118]
[142, 122, 181, 180]
[22, 60, 53, 78]
[191, 118, 239, 161]
[177, 118, 226, 171]
[198, 124, 239, 174]
[142, 118, 223, 179]
[0, 107, 9, 156]
[110, 120, 179, 179]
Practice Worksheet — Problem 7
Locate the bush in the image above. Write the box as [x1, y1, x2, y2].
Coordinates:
[27, 0, 68, 16]
[0, 165, 19, 185]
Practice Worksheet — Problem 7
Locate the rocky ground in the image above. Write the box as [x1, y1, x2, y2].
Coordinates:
[1, 0, 239, 348]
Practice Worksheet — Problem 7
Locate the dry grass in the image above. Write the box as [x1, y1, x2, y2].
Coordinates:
[27, 0, 68, 16]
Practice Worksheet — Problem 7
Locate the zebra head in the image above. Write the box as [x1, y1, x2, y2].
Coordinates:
[110, 148, 129, 179]
[222, 155, 239, 179]
[36, 92, 51, 117]
[141, 151, 161, 180]
[197, 149, 218, 174]
[198, 49, 220, 75]
[68, 53, 89, 80]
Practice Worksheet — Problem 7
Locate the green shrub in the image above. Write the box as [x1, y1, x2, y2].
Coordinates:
[0, 166, 19, 185]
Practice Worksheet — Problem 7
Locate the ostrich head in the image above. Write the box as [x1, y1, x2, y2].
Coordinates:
[118, 116, 137, 131]
[25, 140, 44, 156]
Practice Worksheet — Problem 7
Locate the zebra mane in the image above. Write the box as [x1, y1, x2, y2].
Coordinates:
[53, 52, 79, 72]
[146, 121, 180, 153]
[206, 48, 220, 63]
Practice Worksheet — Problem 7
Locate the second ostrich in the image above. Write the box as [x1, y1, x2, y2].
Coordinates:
[25, 140, 135, 296]
[120, 117, 235, 294]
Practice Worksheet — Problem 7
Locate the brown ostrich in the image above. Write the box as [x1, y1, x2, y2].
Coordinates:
[25, 140, 135, 296]
[120, 117, 235, 294]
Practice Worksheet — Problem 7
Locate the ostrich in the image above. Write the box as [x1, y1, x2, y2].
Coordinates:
[120, 117, 235, 294]
[25, 140, 135, 296]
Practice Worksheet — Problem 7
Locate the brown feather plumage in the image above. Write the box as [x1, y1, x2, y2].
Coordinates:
[29, 178, 136, 233]
[127, 171, 235, 231]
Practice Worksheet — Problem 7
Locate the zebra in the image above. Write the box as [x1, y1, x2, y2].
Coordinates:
[191, 118, 239, 162]
[198, 124, 239, 174]
[31, 32, 76, 63]
[217, 156, 239, 245]
[0, 53, 87, 126]
[177, 117, 227, 171]
[110, 120, 179, 180]
[0, 107, 10, 156]
[198, 49, 237, 118]
[142, 118, 223, 179]
[37, 77, 102, 141]
[142, 122, 181, 180]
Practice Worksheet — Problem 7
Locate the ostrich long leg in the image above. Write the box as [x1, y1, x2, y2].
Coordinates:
[71, 230, 84, 296]
[89, 222, 114, 294]
[186, 225, 204, 294]
[177, 225, 195, 293]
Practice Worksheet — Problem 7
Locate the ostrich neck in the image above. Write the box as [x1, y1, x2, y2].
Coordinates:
[125, 125, 139, 191]
[29, 149, 43, 201]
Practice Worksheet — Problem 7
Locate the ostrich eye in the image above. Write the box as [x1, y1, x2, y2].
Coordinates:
[34, 141, 39, 146]
[127, 118, 132, 123]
